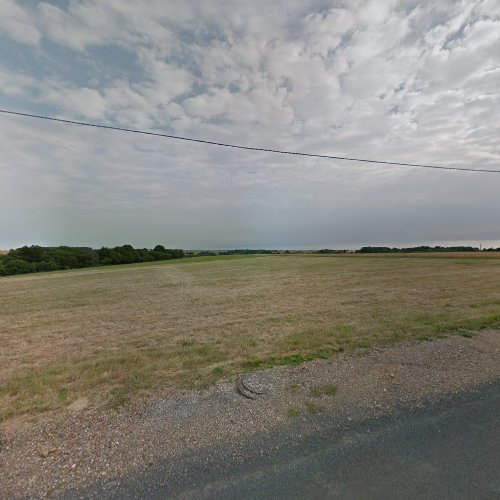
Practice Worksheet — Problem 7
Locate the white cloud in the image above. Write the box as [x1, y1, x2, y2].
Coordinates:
[0, 0, 499, 248]
[0, 66, 35, 97]
[42, 84, 107, 119]
[0, 0, 41, 45]
[37, 1, 120, 51]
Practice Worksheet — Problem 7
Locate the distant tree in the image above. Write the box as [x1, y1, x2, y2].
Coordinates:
[3, 258, 35, 275]
[12, 245, 45, 262]
[357, 247, 395, 253]
[357, 245, 481, 254]
[36, 259, 60, 272]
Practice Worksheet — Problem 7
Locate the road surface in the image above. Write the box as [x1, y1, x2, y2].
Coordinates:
[65, 379, 500, 499]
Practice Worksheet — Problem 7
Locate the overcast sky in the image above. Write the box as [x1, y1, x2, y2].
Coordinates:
[0, 0, 499, 249]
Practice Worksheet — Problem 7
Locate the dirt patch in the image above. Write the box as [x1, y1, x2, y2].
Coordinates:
[1, 330, 499, 498]
[66, 397, 89, 413]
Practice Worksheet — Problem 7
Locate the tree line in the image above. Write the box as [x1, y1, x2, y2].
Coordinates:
[2, 244, 499, 277]
[355, 246, 500, 253]
[0, 245, 185, 276]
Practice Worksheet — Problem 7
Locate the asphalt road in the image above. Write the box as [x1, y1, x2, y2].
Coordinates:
[66, 380, 500, 500]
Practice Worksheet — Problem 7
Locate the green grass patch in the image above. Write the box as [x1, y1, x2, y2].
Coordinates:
[417, 335, 434, 341]
[286, 407, 301, 418]
[459, 332, 475, 338]
[309, 384, 337, 397]
[268, 352, 331, 366]
[58, 387, 69, 402]
[433, 314, 500, 334]
[242, 351, 332, 371]
[281, 324, 354, 352]
[109, 375, 147, 408]
[305, 402, 322, 414]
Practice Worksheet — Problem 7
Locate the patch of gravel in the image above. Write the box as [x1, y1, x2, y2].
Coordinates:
[1, 330, 500, 498]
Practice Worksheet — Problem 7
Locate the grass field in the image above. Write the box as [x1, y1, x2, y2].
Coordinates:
[1, 253, 500, 422]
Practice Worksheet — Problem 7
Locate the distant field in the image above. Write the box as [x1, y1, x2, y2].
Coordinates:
[1, 253, 500, 421]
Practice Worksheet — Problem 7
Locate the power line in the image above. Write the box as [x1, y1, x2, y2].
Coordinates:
[1, 108, 499, 174]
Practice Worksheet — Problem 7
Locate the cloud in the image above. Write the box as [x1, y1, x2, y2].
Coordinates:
[0, 0, 499, 248]
[0, 66, 36, 97]
[0, 0, 41, 45]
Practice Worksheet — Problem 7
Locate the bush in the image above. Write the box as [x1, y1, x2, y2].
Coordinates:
[36, 260, 60, 272]
[3, 258, 35, 275]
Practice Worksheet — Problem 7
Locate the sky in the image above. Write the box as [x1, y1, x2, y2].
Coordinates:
[0, 0, 499, 250]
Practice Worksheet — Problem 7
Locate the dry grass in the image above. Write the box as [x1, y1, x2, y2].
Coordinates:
[1, 253, 500, 421]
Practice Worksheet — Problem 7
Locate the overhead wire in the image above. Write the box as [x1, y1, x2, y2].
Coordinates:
[1, 108, 499, 174]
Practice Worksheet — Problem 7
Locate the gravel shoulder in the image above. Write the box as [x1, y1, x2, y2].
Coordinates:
[67, 378, 500, 499]
[1, 329, 500, 498]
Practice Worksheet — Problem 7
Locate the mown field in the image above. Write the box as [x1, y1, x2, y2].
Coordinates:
[1, 253, 500, 422]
